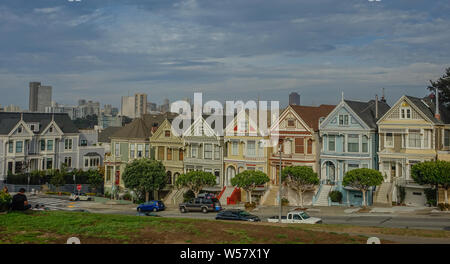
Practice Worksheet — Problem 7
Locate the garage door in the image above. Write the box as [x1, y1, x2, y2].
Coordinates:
[405, 188, 426, 206]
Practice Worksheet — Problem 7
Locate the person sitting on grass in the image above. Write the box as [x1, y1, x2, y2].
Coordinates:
[11, 188, 32, 211]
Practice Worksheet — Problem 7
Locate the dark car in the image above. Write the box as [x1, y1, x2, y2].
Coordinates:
[215, 209, 261, 222]
[137, 200, 165, 212]
[179, 197, 222, 213]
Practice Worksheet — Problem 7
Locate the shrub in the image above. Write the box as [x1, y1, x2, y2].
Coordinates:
[329, 190, 343, 203]
[86, 193, 96, 196]
[104, 191, 111, 198]
[122, 193, 132, 201]
[245, 202, 257, 210]
[438, 203, 447, 211]
[424, 188, 437, 206]
[281, 198, 289, 206]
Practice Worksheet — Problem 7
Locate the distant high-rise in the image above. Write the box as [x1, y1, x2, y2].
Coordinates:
[135, 93, 148, 118]
[121, 96, 135, 118]
[289, 92, 300, 105]
[29, 82, 52, 112]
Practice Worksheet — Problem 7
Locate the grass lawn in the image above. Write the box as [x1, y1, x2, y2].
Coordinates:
[0, 211, 447, 244]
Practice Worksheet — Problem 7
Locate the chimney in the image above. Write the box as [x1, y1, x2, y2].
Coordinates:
[375, 95, 379, 119]
[435, 88, 441, 120]
[381, 88, 386, 103]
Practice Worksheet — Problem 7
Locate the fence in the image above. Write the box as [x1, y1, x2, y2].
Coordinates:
[0, 183, 103, 194]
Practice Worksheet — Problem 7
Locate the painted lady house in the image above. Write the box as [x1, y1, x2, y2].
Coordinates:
[317, 96, 390, 206]
[376, 95, 450, 206]
[264, 104, 335, 206]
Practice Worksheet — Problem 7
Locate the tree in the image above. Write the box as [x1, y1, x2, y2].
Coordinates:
[122, 159, 166, 202]
[50, 169, 66, 192]
[428, 67, 450, 110]
[343, 168, 383, 207]
[231, 170, 270, 204]
[412, 160, 450, 204]
[175, 171, 216, 198]
[87, 169, 104, 194]
[281, 166, 319, 207]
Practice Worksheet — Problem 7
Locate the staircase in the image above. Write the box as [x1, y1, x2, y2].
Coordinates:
[313, 185, 332, 206]
[163, 187, 187, 206]
[219, 186, 235, 206]
[373, 182, 393, 207]
[260, 185, 280, 206]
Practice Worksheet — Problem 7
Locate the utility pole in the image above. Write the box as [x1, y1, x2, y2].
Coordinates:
[279, 139, 283, 223]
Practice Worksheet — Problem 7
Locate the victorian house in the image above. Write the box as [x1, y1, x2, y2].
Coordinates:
[376, 95, 450, 206]
[104, 113, 174, 193]
[264, 104, 335, 206]
[0, 112, 104, 181]
[223, 110, 273, 204]
[317, 97, 390, 206]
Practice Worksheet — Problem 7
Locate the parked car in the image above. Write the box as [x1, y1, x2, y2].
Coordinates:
[215, 209, 260, 222]
[267, 211, 322, 224]
[137, 200, 165, 212]
[70, 193, 92, 201]
[179, 197, 222, 213]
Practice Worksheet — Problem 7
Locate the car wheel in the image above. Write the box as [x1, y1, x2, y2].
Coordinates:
[180, 207, 186, 213]
[153, 208, 157, 212]
[137, 208, 141, 212]
[202, 207, 208, 214]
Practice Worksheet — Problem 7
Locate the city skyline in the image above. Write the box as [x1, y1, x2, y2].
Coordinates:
[1, 1, 449, 109]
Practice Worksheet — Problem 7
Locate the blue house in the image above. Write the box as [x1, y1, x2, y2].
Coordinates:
[313, 96, 390, 206]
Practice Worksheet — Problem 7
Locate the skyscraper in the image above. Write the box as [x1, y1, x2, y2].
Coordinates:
[29, 82, 52, 112]
[289, 92, 300, 105]
[135, 93, 148, 118]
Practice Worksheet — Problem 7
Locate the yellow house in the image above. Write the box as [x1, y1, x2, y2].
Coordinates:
[223, 110, 272, 203]
[377, 95, 447, 206]
[437, 124, 450, 204]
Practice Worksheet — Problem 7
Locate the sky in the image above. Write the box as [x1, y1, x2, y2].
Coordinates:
[0, 0, 449, 109]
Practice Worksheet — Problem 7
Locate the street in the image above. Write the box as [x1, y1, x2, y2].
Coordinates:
[26, 195, 450, 232]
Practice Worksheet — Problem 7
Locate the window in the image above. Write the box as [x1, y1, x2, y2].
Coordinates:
[47, 140, 53, 151]
[214, 145, 220, 160]
[232, 141, 238, 155]
[165, 130, 171, 137]
[258, 141, 264, 157]
[158, 146, 165, 160]
[215, 170, 220, 185]
[145, 144, 149, 158]
[115, 143, 120, 156]
[167, 148, 172, 160]
[85, 158, 89, 167]
[46, 158, 53, 169]
[80, 139, 87, 146]
[179, 149, 184, 161]
[238, 121, 248, 132]
[328, 135, 336, 151]
[339, 115, 349, 126]
[307, 139, 313, 154]
[191, 145, 198, 158]
[362, 136, 368, 153]
[348, 135, 359, 152]
[137, 144, 143, 157]
[18, 126, 22, 133]
[16, 141, 23, 153]
[295, 138, 304, 154]
[287, 119, 295, 127]
[8, 141, 13, 153]
[445, 130, 450, 147]
[247, 141, 256, 156]
[400, 107, 411, 119]
[49, 126, 53, 133]
[130, 144, 135, 158]
[385, 133, 393, 147]
[204, 144, 212, 159]
[30, 125, 35, 131]
[361, 164, 369, 168]
[423, 130, 430, 149]
[408, 130, 421, 148]
[40, 140, 46, 151]
[64, 139, 73, 150]
[348, 164, 359, 171]
[64, 157, 72, 167]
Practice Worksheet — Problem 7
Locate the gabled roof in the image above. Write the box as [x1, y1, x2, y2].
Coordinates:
[344, 99, 390, 129]
[406, 95, 450, 124]
[112, 113, 179, 140]
[290, 104, 336, 131]
[0, 112, 78, 135]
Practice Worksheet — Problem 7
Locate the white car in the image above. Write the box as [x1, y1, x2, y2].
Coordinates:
[267, 211, 322, 224]
[70, 193, 92, 201]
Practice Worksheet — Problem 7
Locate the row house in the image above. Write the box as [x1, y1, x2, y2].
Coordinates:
[317, 97, 390, 206]
[377, 95, 450, 206]
[262, 104, 335, 206]
[224, 110, 272, 203]
[104, 113, 175, 193]
[0, 112, 104, 181]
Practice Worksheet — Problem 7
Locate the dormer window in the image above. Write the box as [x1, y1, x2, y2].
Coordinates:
[18, 127, 22, 133]
[49, 126, 53, 133]
[30, 125, 35, 131]
[339, 115, 349, 126]
[165, 130, 171, 137]
[287, 119, 295, 127]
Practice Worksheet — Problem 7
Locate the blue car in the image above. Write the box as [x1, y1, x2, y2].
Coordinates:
[137, 200, 165, 212]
